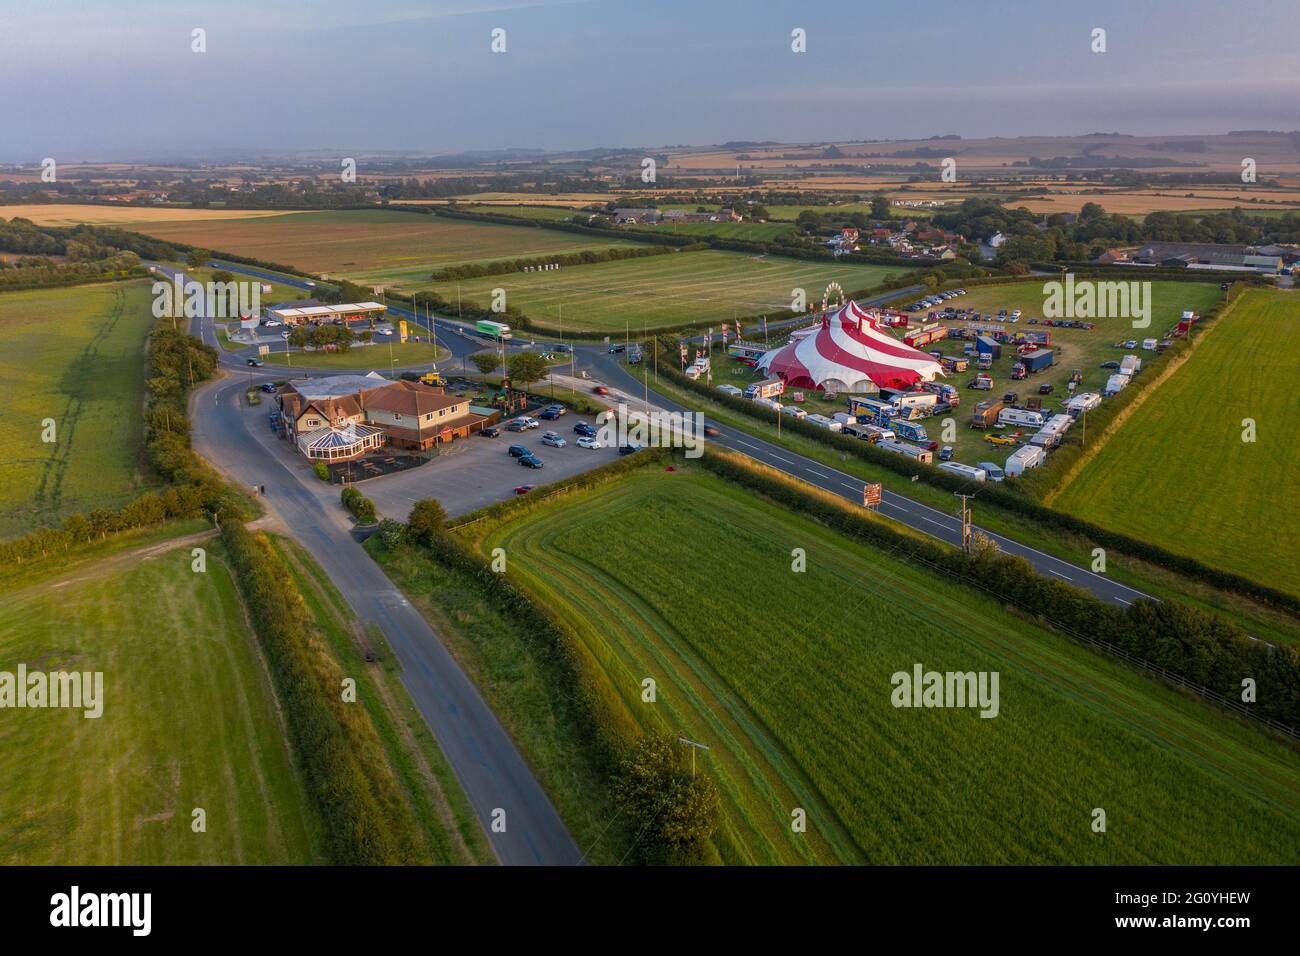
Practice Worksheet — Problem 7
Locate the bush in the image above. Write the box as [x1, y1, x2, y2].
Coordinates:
[611, 732, 720, 864]
[407, 499, 447, 544]
[341, 486, 377, 524]
[219, 521, 423, 864]
[313, 461, 330, 481]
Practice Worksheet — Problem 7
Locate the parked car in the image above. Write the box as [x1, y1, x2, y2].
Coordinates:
[1038, 384, 1054, 395]
[618, 444, 640, 456]
[1003, 392, 1018, 404]
[538, 407, 562, 420]
[479, 425, 500, 438]
[508, 444, 530, 457]
[985, 433, 1018, 446]
[260, 382, 277, 393]
[506, 419, 529, 432]
[939, 445, 954, 461]
[576, 436, 602, 450]
[519, 454, 544, 468]
[519, 416, 540, 429]
[1099, 360, 1120, 369]
[541, 432, 566, 448]
[513, 484, 537, 495]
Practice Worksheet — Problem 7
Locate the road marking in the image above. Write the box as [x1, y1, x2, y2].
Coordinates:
[841, 482, 860, 491]
[1048, 569, 1074, 582]
[806, 469, 830, 479]
[1115, 597, 1132, 605]
[734, 439, 760, 450]
[768, 453, 794, 464]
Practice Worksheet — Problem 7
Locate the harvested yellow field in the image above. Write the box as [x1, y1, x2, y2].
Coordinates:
[1008, 193, 1300, 216]
[0, 204, 295, 227]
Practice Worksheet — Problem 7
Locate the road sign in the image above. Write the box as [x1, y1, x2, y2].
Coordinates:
[862, 483, 882, 509]
[399, 319, 408, 343]
[258, 344, 269, 356]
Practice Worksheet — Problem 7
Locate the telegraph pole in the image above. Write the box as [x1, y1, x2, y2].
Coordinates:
[677, 737, 710, 778]
[955, 493, 975, 552]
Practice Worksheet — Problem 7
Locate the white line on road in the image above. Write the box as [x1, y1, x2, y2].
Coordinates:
[806, 469, 830, 479]
[768, 453, 794, 464]
[1048, 569, 1074, 582]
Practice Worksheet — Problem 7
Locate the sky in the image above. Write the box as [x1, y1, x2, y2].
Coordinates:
[0, 0, 1296, 161]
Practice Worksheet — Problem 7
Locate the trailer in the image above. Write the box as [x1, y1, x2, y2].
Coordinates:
[975, 335, 1002, 358]
[970, 399, 1004, 429]
[744, 377, 785, 400]
[804, 413, 842, 432]
[904, 323, 948, 348]
[997, 408, 1045, 429]
[1120, 354, 1142, 376]
[1104, 374, 1129, 397]
[1020, 348, 1054, 373]
[940, 356, 969, 373]
[877, 439, 934, 464]
[938, 461, 987, 482]
[1004, 445, 1046, 477]
[1064, 392, 1102, 416]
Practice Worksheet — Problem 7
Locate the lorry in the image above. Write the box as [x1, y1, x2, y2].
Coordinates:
[848, 396, 898, 421]
[744, 377, 785, 400]
[970, 399, 1004, 429]
[1004, 445, 1046, 477]
[940, 355, 969, 373]
[476, 319, 512, 340]
[969, 373, 994, 389]
[891, 419, 929, 442]
[889, 391, 939, 414]
[1020, 348, 1054, 373]
[975, 335, 1002, 359]
[998, 407, 1045, 429]
[976, 353, 994, 370]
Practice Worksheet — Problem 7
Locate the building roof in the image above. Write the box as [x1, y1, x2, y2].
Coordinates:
[297, 421, 385, 453]
[286, 372, 390, 401]
[269, 302, 387, 319]
[363, 382, 463, 417]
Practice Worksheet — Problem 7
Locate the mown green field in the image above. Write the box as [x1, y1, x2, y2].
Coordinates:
[474, 467, 1300, 864]
[0, 539, 322, 864]
[1053, 289, 1300, 596]
[133, 210, 639, 290]
[625, 221, 795, 241]
[428, 249, 902, 333]
[0, 282, 156, 538]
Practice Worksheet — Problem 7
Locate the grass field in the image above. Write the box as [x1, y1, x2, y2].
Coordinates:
[278, 339, 450, 371]
[625, 221, 795, 241]
[468, 466, 1300, 864]
[886, 280, 1224, 468]
[0, 281, 157, 538]
[1052, 289, 1300, 596]
[0, 537, 322, 864]
[131, 210, 640, 289]
[427, 249, 903, 333]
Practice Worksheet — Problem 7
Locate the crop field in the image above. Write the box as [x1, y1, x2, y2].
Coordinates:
[463, 205, 582, 221]
[0, 282, 157, 538]
[0, 204, 290, 228]
[1052, 289, 1300, 596]
[129, 210, 641, 289]
[427, 249, 902, 333]
[625, 220, 795, 241]
[0, 539, 321, 865]
[888, 280, 1224, 467]
[473, 467, 1300, 865]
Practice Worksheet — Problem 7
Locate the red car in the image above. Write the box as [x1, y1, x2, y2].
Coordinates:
[514, 484, 537, 495]
[592, 385, 610, 396]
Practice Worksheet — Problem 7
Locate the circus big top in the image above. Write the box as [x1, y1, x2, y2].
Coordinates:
[757, 300, 945, 393]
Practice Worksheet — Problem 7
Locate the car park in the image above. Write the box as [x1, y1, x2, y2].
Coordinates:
[576, 436, 602, 449]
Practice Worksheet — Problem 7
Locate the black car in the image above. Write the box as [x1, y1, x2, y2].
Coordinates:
[1099, 360, 1120, 369]
[479, 425, 500, 438]
[618, 444, 641, 456]
[247, 358, 264, 367]
[1038, 383, 1054, 395]
[1003, 392, 1018, 404]
[508, 444, 529, 457]
[260, 382, 277, 393]
[519, 454, 544, 468]
[538, 408, 562, 420]
[573, 421, 597, 436]
[608, 344, 625, 354]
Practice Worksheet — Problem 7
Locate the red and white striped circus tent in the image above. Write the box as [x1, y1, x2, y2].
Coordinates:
[758, 300, 944, 393]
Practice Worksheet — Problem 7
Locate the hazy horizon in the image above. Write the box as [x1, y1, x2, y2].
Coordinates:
[1, 0, 1296, 163]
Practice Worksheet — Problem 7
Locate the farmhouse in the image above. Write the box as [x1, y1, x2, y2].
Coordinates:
[264, 300, 388, 326]
[277, 373, 489, 461]
[612, 207, 661, 224]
